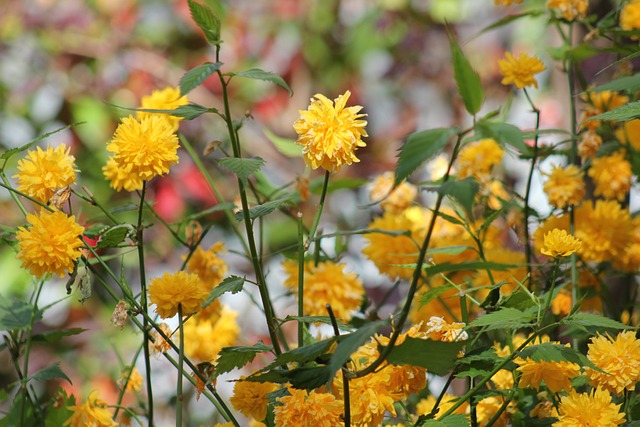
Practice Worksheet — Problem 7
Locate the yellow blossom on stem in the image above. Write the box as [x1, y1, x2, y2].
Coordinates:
[293, 90, 367, 173]
[13, 144, 77, 203]
[230, 378, 277, 422]
[424, 316, 468, 342]
[274, 387, 344, 427]
[102, 156, 143, 192]
[621, 0, 640, 32]
[583, 90, 628, 113]
[117, 366, 143, 392]
[584, 331, 640, 395]
[547, 0, 588, 21]
[184, 305, 239, 361]
[369, 171, 418, 213]
[540, 228, 582, 257]
[184, 242, 228, 290]
[64, 390, 116, 427]
[457, 138, 504, 179]
[588, 151, 632, 201]
[16, 209, 85, 278]
[476, 396, 513, 427]
[416, 394, 469, 418]
[498, 52, 546, 89]
[514, 356, 580, 392]
[615, 118, 640, 151]
[137, 86, 188, 132]
[554, 388, 625, 427]
[543, 164, 585, 209]
[148, 271, 209, 318]
[578, 131, 602, 159]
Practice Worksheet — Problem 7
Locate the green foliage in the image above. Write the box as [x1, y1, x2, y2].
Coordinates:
[179, 62, 223, 96]
[214, 341, 273, 377]
[518, 342, 597, 370]
[562, 312, 633, 330]
[395, 128, 457, 186]
[384, 338, 466, 375]
[231, 68, 293, 96]
[235, 197, 292, 221]
[436, 178, 480, 217]
[421, 414, 471, 427]
[95, 224, 135, 249]
[26, 363, 72, 384]
[203, 275, 245, 307]
[32, 328, 86, 344]
[0, 298, 42, 331]
[591, 72, 640, 94]
[587, 100, 640, 122]
[269, 338, 336, 367]
[468, 307, 536, 331]
[417, 284, 456, 309]
[449, 31, 484, 115]
[249, 365, 333, 390]
[188, 0, 221, 45]
[44, 389, 74, 427]
[328, 320, 387, 379]
[475, 120, 531, 156]
[217, 156, 265, 186]
[264, 129, 302, 158]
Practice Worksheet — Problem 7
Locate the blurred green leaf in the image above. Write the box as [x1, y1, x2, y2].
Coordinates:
[436, 178, 480, 217]
[232, 68, 293, 96]
[217, 156, 265, 186]
[188, 0, 221, 45]
[248, 365, 333, 390]
[468, 307, 535, 331]
[590, 72, 640, 94]
[587, 100, 640, 122]
[27, 363, 71, 385]
[270, 338, 336, 367]
[33, 328, 86, 344]
[179, 62, 223, 96]
[0, 123, 80, 160]
[0, 298, 42, 331]
[235, 197, 291, 221]
[563, 312, 633, 330]
[264, 129, 302, 158]
[96, 224, 135, 249]
[449, 32, 484, 115]
[421, 414, 470, 427]
[214, 341, 272, 377]
[384, 338, 465, 375]
[395, 128, 457, 186]
[475, 121, 530, 155]
[474, 10, 545, 39]
[203, 275, 245, 307]
[418, 284, 456, 309]
[44, 389, 74, 427]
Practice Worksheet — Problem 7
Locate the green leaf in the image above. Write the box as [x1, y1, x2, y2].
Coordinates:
[96, 224, 135, 249]
[475, 121, 530, 155]
[0, 298, 42, 331]
[418, 284, 456, 309]
[188, 0, 221, 45]
[590, 72, 640, 94]
[467, 307, 535, 331]
[449, 32, 484, 115]
[249, 365, 333, 390]
[203, 276, 245, 307]
[214, 341, 273, 377]
[501, 290, 537, 311]
[427, 246, 472, 256]
[0, 123, 81, 160]
[264, 129, 302, 157]
[235, 198, 291, 221]
[217, 157, 265, 186]
[33, 328, 86, 344]
[27, 363, 71, 384]
[180, 62, 223, 96]
[563, 313, 633, 330]
[586, 100, 640, 122]
[395, 128, 457, 186]
[44, 389, 74, 427]
[436, 178, 480, 217]
[329, 320, 387, 379]
[232, 68, 293, 96]
[281, 315, 348, 329]
[422, 414, 471, 427]
[384, 338, 466, 376]
[474, 10, 545, 38]
[518, 342, 598, 370]
[134, 103, 214, 120]
[271, 338, 337, 367]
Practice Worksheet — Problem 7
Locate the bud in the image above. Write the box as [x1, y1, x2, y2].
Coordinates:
[110, 301, 128, 330]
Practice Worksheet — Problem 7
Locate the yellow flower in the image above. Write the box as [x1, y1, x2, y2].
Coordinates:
[424, 316, 468, 342]
[543, 164, 585, 209]
[282, 259, 364, 322]
[584, 331, 640, 395]
[476, 396, 513, 427]
[615, 118, 640, 151]
[614, 217, 640, 272]
[490, 369, 515, 390]
[293, 90, 367, 173]
[148, 271, 209, 318]
[554, 388, 625, 427]
[547, 0, 588, 21]
[498, 52, 546, 89]
[230, 378, 277, 421]
[184, 242, 228, 290]
[416, 394, 469, 418]
[494, 0, 523, 4]
[137, 86, 188, 132]
[13, 144, 77, 203]
[540, 228, 582, 257]
[369, 171, 418, 213]
[117, 366, 143, 392]
[213, 423, 234, 427]
[514, 356, 580, 392]
[457, 138, 504, 178]
[104, 115, 179, 191]
[184, 305, 239, 361]
[274, 387, 344, 427]
[621, 0, 640, 31]
[578, 131, 603, 159]
[583, 90, 629, 113]
[588, 151, 632, 201]
[16, 210, 85, 278]
[64, 390, 116, 427]
[551, 289, 573, 316]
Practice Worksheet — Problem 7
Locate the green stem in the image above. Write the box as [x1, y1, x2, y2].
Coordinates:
[327, 304, 350, 427]
[539, 258, 561, 325]
[143, 200, 187, 246]
[176, 305, 184, 427]
[73, 187, 120, 225]
[305, 170, 331, 251]
[113, 345, 144, 419]
[297, 211, 305, 348]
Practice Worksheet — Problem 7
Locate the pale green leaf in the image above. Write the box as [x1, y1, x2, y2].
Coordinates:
[384, 338, 466, 375]
[217, 156, 265, 185]
[188, 0, 221, 45]
[232, 68, 292, 96]
[395, 128, 457, 186]
[450, 32, 484, 115]
[264, 129, 302, 157]
[179, 62, 223, 96]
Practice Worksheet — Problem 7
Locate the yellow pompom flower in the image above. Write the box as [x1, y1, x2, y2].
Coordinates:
[584, 331, 640, 395]
[184, 242, 228, 290]
[137, 86, 188, 132]
[588, 151, 632, 201]
[117, 366, 143, 392]
[64, 390, 116, 427]
[498, 52, 546, 89]
[274, 387, 344, 427]
[615, 119, 640, 151]
[282, 259, 364, 322]
[554, 388, 625, 427]
[583, 90, 629, 113]
[514, 356, 580, 392]
[543, 164, 585, 209]
[369, 171, 418, 213]
[540, 228, 582, 257]
[13, 144, 77, 203]
[104, 115, 179, 191]
[578, 131, 603, 159]
[16, 210, 85, 278]
[457, 138, 504, 179]
[230, 379, 277, 421]
[102, 156, 143, 192]
[148, 271, 209, 318]
[293, 90, 367, 173]
[621, 0, 640, 32]
[547, 0, 588, 21]
[184, 305, 239, 361]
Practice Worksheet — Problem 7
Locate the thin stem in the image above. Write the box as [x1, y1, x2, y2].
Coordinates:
[74, 187, 120, 225]
[327, 304, 350, 427]
[305, 170, 331, 251]
[540, 258, 561, 325]
[176, 305, 184, 427]
[143, 200, 187, 246]
[297, 211, 305, 348]
[0, 171, 28, 216]
[113, 344, 144, 419]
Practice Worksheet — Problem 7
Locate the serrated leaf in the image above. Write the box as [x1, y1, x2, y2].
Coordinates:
[203, 276, 245, 307]
[424, 414, 471, 427]
[591, 72, 640, 94]
[475, 121, 530, 155]
[0, 123, 80, 160]
[233, 68, 293, 96]
[27, 363, 71, 384]
[329, 320, 387, 379]
[449, 32, 483, 115]
[264, 129, 302, 158]
[563, 312, 633, 330]
[0, 298, 42, 331]
[235, 198, 291, 221]
[179, 62, 223, 96]
[384, 338, 466, 376]
[188, 0, 221, 45]
[44, 388, 74, 427]
[468, 307, 535, 331]
[248, 365, 332, 390]
[586, 100, 640, 122]
[214, 341, 272, 377]
[32, 328, 86, 344]
[395, 128, 457, 186]
[436, 178, 480, 217]
[270, 338, 336, 367]
[418, 284, 456, 309]
[96, 224, 134, 249]
[218, 156, 265, 186]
